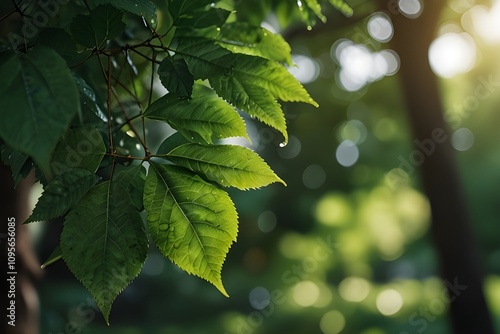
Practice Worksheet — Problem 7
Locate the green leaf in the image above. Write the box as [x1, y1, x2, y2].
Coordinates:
[73, 74, 107, 126]
[157, 56, 194, 97]
[156, 132, 191, 155]
[114, 164, 146, 210]
[168, 0, 215, 18]
[73, 75, 96, 103]
[61, 181, 148, 323]
[0, 45, 80, 175]
[164, 143, 286, 190]
[303, 0, 327, 23]
[94, 0, 157, 27]
[176, 8, 231, 28]
[144, 84, 248, 144]
[50, 126, 106, 177]
[177, 38, 318, 143]
[0, 145, 33, 186]
[144, 163, 238, 296]
[38, 28, 77, 57]
[275, 1, 300, 28]
[218, 22, 293, 65]
[214, 53, 317, 104]
[41, 245, 62, 269]
[25, 169, 99, 224]
[70, 5, 125, 48]
[70, 15, 95, 48]
[328, 0, 354, 17]
[231, 1, 271, 25]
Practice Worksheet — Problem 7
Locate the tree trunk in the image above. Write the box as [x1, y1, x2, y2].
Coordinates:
[387, 1, 495, 333]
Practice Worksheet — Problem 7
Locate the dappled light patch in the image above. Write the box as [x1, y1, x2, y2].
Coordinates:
[332, 39, 399, 92]
[451, 127, 474, 151]
[398, 0, 423, 19]
[292, 280, 321, 307]
[249, 287, 271, 310]
[376, 289, 404, 316]
[320, 310, 346, 334]
[257, 210, 278, 233]
[315, 193, 352, 227]
[367, 13, 393, 43]
[339, 277, 371, 302]
[288, 54, 321, 84]
[463, 1, 500, 44]
[429, 32, 477, 78]
[303, 164, 327, 188]
[336, 140, 359, 167]
[336, 120, 368, 145]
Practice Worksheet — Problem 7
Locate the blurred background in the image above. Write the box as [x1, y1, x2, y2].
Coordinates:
[27, 0, 500, 333]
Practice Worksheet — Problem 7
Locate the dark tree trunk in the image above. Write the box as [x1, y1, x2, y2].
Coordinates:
[1, 163, 42, 334]
[386, 1, 495, 333]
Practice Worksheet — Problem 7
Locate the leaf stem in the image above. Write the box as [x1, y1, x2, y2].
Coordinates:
[148, 50, 156, 108]
[105, 152, 148, 161]
[110, 73, 141, 105]
[0, 8, 17, 23]
[69, 51, 94, 69]
[109, 85, 148, 151]
[106, 56, 115, 166]
[95, 53, 116, 163]
[129, 47, 161, 64]
[112, 115, 141, 133]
